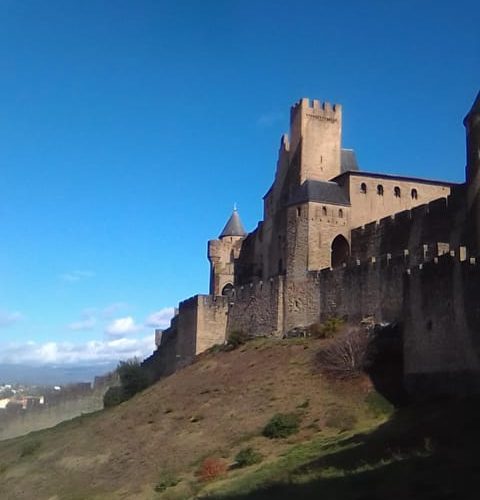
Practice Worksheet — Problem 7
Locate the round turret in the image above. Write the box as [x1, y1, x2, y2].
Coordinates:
[219, 208, 247, 238]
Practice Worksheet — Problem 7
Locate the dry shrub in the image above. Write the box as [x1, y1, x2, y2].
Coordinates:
[198, 457, 227, 482]
[316, 327, 370, 379]
[307, 317, 344, 339]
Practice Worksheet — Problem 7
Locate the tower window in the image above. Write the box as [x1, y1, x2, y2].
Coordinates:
[322, 206, 327, 216]
[411, 188, 418, 200]
[338, 209, 344, 218]
[394, 186, 401, 198]
[360, 183, 367, 194]
[296, 206, 301, 217]
[377, 184, 384, 196]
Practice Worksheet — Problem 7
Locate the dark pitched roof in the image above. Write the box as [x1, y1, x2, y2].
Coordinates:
[471, 91, 480, 115]
[331, 170, 458, 187]
[288, 180, 350, 207]
[464, 90, 480, 125]
[341, 149, 359, 172]
[219, 209, 247, 238]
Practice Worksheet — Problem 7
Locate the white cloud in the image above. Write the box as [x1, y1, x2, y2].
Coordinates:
[144, 307, 175, 329]
[105, 316, 142, 336]
[101, 302, 128, 319]
[68, 314, 96, 331]
[0, 310, 23, 328]
[60, 270, 95, 283]
[257, 111, 283, 127]
[0, 335, 155, 366]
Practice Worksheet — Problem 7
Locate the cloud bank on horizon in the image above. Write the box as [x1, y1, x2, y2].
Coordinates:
[0, 306, 175, 366]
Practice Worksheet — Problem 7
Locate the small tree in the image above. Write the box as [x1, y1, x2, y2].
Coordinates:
[117, 358, 150, 399]
[234, 447, 263, 467]
[103, 358, 150, 408]
[103, 386, 126, 408]
[263, 413, 301, 438]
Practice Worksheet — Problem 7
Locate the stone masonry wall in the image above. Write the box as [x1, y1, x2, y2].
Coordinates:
[318, 253, 407, 323]
[227, 276, 285, 337]
[404, 255, 480, 396]
[195, 295, 229, 353]
[350, 197, 459, 263]
[344, 173, 452, 230]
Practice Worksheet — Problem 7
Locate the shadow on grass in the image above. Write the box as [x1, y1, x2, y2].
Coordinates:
[207, 397, 480, 500]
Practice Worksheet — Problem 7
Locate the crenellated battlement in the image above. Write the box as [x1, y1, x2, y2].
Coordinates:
[317, 242, 472, 280]
[288, 96, 343, 183]
[290, 97, 341, 119]
[350, 195, 460, 263]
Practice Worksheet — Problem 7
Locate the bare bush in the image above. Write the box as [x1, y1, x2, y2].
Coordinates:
[316, 328, 370, 378]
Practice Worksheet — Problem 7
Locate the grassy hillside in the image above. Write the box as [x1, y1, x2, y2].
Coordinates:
[0, 337, 477, 499]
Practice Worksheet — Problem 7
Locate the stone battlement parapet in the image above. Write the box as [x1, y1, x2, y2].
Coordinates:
[290, 97, 341, 118]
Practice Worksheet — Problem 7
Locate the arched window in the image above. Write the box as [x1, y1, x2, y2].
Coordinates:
[411, 188, 418, 200]
[360, 182, 367, 194]
[331, 235, 350, 268]
[322, 206, 327, 216]
[394, 186, 401, 198]
[338, 209, 344, 218]
[221, 283, 234, 297]
[377, 184, 384, 196]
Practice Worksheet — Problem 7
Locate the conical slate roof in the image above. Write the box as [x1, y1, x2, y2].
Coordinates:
[219, 208, 247, 238]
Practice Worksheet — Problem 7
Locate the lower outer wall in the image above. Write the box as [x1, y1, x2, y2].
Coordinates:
[226, 277, 285, 337]
[404, 257, 480, 396]
[147, 256, 480, 398]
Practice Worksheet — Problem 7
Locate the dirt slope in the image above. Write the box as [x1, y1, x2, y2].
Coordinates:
[0, 338, 378, 499]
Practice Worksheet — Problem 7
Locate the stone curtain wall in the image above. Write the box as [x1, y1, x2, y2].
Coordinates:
[196, 295, 229, 353]
[0, 390, 106, 441]
[350, 198, 457, 263]
[318, 254, 407, 323]
[144, 294, 229, 381]
[404, 255, 480, 396]
[227, 276, 285, 337]
[142, 325, 181, 381]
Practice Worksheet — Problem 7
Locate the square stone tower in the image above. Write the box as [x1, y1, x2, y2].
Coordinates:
[289, 98, 342, 184]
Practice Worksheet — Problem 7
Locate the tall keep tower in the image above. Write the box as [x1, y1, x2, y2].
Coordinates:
[289, 98, 342, 183]
[208, 208, 247, 296]
[465, 91, 480, 252]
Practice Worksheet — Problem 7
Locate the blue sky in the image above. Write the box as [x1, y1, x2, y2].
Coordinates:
[0, 0, 478, 367]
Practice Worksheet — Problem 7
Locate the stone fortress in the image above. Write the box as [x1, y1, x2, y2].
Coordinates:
[144, 90, 480, 397]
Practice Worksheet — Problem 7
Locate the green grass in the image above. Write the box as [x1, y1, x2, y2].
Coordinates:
[19, 438, 41, 458]
[200, 397, 480, 500]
